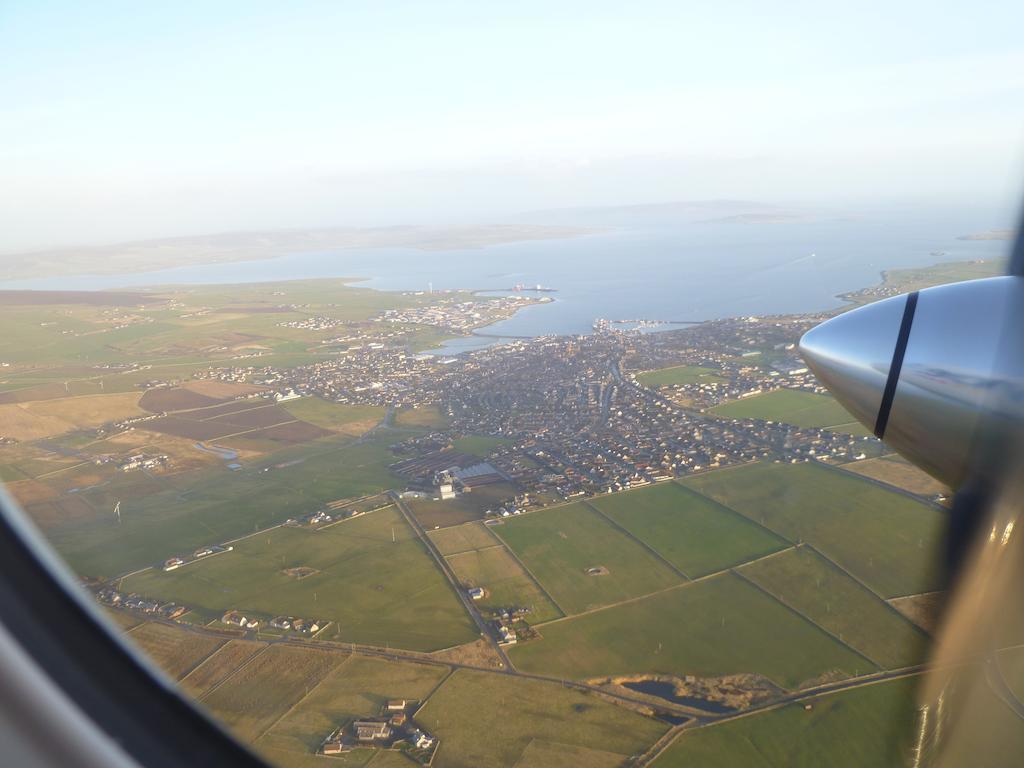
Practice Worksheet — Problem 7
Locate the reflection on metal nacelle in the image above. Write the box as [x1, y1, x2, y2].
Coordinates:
[799, 275, 1024, 490]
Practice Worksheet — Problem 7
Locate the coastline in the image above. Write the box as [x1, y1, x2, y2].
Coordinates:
[0, 224, 601, 283]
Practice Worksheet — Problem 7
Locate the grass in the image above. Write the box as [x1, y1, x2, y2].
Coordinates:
[125, 622, 224, 680]
[710, 389, 855, 429]
[509, 572, 871, 688]
[202, 645, 344, 743]
[448, 545, 563, 623]
[415, 668, 667, 768]
[683, 462, 945, 598]
[408, 482, 516, 529]
[826, 420, 875, 437]
[652, 677, 920, 768]
[738, 547, 931, 668]
[181, 640, 267, 698]
[49, 435, 403, 577]
[394, 405, 450, 430]
[494, 502, 683, 615]
[122, 506, 478, 651]
[105, 608, 143, 631]
[843, 454, 948, 497]
[258, 654, 449, 759]
[863, 258, 1005, 299]
[256, 747, 369, 768]
[636, 365, 727, 388]
[590, 482, 787, 578]
[281, 398, 384, 435]
[428, 522, 498, 555]
[0, 463, 25, 481]
[512, 741, 629, 768]
[0, 392, 143, 440]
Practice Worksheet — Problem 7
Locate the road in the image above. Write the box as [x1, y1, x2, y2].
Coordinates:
[388, 491, 514, 670]
[129, 602, 938, 764]
[133, 610, 703, 720]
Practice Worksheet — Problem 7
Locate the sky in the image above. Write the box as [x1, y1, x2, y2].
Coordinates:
[1, 0, 1023, 250]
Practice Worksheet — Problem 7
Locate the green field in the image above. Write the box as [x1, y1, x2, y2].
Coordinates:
[637, 365, 727, 388]
[511, 741, 629, 768]
[49, 435, 403, 576]
[509, 572, 870, 688]
[394, 405, 451, 430]
[203, 645, 345, 743]
[428, 521, 499, 555]
[416, 669, 667, 768]
[408, 482, 517, 529]
[258, 654, 449, 760]
[0, 279, 421, 369]
[494, 502, 683, 614]
[859, 258, 1005, 301]
[739, 547, 930, 669]
[710, 388, 857, 429]
[683, 463, 944, 598]
[652, 677, 920, 768]
[281, 397, 385, 434]
[451, 435, 512, 456]
[448, 545, 563, 623]
[590, 483, 787, 577]
[122, 506, 478, 651]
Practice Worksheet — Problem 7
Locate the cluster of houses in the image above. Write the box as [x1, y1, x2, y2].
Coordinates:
[376, 294, 538, 333]
[268, 616, 325, 634]
[183, 297, 881, 513]
[320, 699, 436, 762]
[277, 315, 348, 331]
[117, 453, 169, 472]
[95, 587, 187, 620]
[285, 503, 370, 528]
[484, 506, 524, 518]
[221, 610, 261, 630]
[285, 509, 337, 527]
[220, 610, 325, 635]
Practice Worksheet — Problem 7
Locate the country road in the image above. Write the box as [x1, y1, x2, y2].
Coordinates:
[389, 491, 514, 670]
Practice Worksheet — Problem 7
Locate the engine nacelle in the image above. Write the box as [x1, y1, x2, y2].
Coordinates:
[799, 276, 1024, 489]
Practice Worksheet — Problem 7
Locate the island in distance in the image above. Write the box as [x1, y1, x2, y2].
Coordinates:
[958, 228, 1016, 241]
[0, 223, 597, 282]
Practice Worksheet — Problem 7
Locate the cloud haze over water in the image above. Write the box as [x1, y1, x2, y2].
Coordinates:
[1, 1, 1023, 250]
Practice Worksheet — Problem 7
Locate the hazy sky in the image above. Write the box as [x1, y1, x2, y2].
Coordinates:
[2, 1, 1023, 250]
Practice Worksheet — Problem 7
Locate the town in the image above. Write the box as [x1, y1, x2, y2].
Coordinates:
[187, 310, 881, 503]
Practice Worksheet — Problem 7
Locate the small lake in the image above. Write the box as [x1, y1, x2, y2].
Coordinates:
[622, 679, 737, 714]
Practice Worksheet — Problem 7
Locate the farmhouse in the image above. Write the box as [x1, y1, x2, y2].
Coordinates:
[468, 587, 485, 600]
[414, 732, 436, 750]
[353, 721, 392, 742]
[221, 610, 259, 629]
[498, 625, 517, 645]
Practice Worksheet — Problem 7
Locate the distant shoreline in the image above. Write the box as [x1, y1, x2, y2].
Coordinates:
[0, 224, 600, 283]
